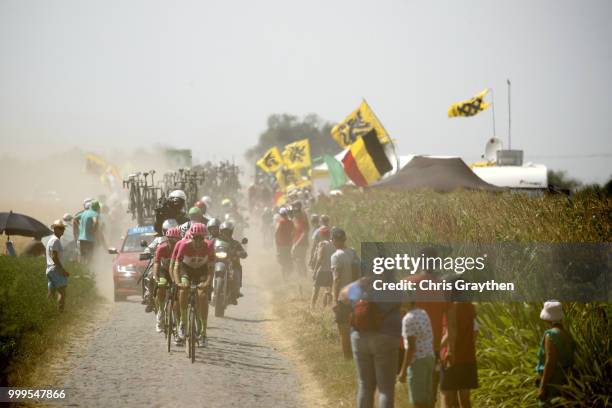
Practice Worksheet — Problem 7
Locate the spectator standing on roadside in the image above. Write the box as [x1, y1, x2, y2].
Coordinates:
[339, 274, 403, 408]
[331, 227, 360, 360]
[77, 200, 105, 264]
[309, 214, 330, 269]
[406, 246, 449, 405]
[440, 298, 479, 408]
[21, 237, 46, 257]
[310, 226, 333, 309]
[275, 207, 294, 280]
[536, 300, 575, 407]
[291, 201, 309, 276]
[46, 220, 69, 312]
[398, 300, 435, 408]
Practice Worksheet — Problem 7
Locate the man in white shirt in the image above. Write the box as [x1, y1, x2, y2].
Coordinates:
[46, 220, 70, 312]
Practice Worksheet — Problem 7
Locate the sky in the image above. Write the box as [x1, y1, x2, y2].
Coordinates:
[0, 0, 610, 183]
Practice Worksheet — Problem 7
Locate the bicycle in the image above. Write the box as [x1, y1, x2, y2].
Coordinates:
[185, 282, 206, 363]
[164, 283, 177, 353]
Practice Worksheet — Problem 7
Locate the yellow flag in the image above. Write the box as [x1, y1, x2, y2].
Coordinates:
[256, 146, 283, 173]
[331, 100, 390, 148]
[448, 89, 491, 117]
[275, 167, 302, 192]
[282, 138, 311, 169]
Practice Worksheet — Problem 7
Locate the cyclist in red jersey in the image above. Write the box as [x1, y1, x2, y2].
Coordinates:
[153, 227, 181, 333]
[171, 223, 213, 347]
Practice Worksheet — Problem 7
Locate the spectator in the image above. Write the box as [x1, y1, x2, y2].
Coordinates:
[331, 227, 360, 359]
[536, 300, 575, 407]
[440, 299, 479, 408]
[291, 201, 310, 276]
[274, 207, 294, 280]
[309, 214, 330, 269]
[21, 237, 46, 257]
[397, 300, 435, 408]
[5, 237, 17, 257]
[406, 246, 449, 405]
[46, 220, 69, 312]
[339, 274, 402, 408]
[310, 226, 333, 309]
[77, 200, 105, 264]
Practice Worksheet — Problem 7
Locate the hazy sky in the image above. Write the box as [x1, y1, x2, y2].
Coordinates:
[1, 0, 610, 182]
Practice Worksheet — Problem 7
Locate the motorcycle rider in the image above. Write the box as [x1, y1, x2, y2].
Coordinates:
[207, 218, 221, 240]
[154, 190, 189, 235]
[172, 222, 213, 347]
[153, 226, 181, 332]
[218, 221, 247, 304]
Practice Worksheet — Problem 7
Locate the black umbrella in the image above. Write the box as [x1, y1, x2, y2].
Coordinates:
[0, 211, 53, 238]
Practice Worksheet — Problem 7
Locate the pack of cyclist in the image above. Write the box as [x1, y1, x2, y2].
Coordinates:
[141, 189, 248, 349]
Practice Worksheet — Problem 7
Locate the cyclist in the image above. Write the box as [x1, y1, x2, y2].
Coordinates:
[153, 226, 181, 332]
[154, 190, 189, 235]
[219, 221, 247, 304]
[178, 207, 209, 240]
[207, 218, 221, 240]
[143, 219, 177, 312]
[172, 223, 213, 347]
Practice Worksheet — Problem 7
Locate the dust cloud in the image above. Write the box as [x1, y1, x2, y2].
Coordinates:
[0, 145, 185, 300]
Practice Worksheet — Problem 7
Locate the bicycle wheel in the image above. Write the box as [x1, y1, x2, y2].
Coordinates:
[186, 305, 192, 359]
[166, 298, 173, 353]
[190, 303, 196, 363]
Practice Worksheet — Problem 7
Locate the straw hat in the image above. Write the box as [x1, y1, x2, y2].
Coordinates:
[50, 219, 66, 229]
[540, 300, 563, 322]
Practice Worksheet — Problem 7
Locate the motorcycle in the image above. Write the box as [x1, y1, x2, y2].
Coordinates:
[212, 237, 248, 317]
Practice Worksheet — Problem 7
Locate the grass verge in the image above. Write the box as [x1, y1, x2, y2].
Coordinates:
[0, 256, 103, 386]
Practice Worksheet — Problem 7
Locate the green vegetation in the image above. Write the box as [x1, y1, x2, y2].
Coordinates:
[300, 190, 611, 407]
[0, 257, 101, 386]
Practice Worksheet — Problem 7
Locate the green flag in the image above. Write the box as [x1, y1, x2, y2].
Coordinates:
[323, 154, 347, 190]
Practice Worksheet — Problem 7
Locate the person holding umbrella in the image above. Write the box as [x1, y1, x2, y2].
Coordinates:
[46, 220, 70, 312]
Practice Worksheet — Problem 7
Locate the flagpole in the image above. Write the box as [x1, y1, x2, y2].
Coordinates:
[490, 88, 496, 138]
[362, 98, 401, 174]
[507, 79, 512, 149]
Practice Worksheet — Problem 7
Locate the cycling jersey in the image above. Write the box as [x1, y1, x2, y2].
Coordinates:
[154, 241, 173, 271]
[175, 239, 212, 283]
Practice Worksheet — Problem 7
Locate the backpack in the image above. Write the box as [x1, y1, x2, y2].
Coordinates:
[350, 298, 383, 332]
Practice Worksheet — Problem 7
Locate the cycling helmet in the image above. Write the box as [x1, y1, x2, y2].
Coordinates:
[179, 222, 191, 237]
[220, 221, 234, 234]
[331, 227, 346, 241]
[221, 198, 232, 208]
[188, 206, 202, 217]
[168, 190, 187, 201]
[207, 218, 221, 230]
[320, 214, 330, 226]
[201, 196, 213, 208]
[162, 218, 178, 232]
[190, 222, 207, 237]
[62, 213, 74, 223]
[194, 200, 207, 213]
[83, 198, 92, 209]
[279, 207, 289, 217]
[165, 227, 181, 239]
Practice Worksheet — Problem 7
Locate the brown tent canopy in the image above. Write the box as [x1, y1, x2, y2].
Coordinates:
[371, 156, 503, 192]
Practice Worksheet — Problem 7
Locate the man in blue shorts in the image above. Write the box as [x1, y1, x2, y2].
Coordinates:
[46, 220, 70, 312]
